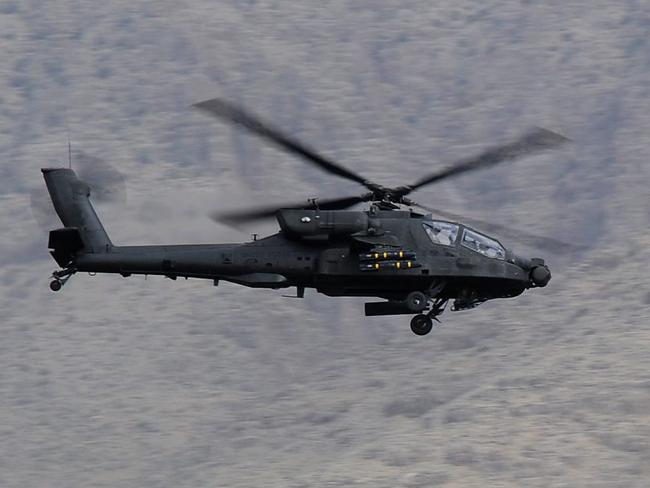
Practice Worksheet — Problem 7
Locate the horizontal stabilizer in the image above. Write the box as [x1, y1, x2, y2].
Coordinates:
[48, 227, 84, 267]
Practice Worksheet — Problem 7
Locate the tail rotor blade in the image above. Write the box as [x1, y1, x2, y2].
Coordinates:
[30, 187, 60, 231]
[31, 152, 127, 231]
[74, 151, 127, 203]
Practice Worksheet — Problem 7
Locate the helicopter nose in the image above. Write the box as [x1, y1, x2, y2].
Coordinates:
[508, 253, 552, 287]
[530, 264, 551, 287]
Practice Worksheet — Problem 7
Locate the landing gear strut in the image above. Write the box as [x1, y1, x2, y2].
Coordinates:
[49, 267, 77, 292]
[428, 297, 448, 320]
[409, 297, 448, 336]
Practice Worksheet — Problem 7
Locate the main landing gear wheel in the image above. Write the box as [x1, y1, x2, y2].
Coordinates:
[405, 291, 428, 313]
[410, 314, 433, 336]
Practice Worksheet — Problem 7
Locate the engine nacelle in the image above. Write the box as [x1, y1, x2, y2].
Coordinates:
[277, 209, 369, 238]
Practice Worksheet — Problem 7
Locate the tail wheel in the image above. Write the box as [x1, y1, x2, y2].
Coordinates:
[410, 314, 433, 336]
[49, 280, 62, 292]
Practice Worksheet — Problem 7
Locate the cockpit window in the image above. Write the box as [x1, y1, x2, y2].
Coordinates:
[461, 229, 505, 260]
[423, 221, 459, 246]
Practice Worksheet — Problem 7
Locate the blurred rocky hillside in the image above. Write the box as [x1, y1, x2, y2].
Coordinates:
[1, 1, 649, 487]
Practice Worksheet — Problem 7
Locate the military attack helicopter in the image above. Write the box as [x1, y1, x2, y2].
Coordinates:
[43, 98, 574, 335]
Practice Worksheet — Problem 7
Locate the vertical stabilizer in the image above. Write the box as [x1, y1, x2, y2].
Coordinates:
[42, 168, 112, 253]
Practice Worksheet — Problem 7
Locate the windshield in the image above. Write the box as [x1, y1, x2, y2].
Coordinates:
[461, 229, 505, 260]
[423, 221, 459, 246]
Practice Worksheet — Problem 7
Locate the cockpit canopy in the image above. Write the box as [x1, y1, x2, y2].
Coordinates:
[460, 228, 506, 260]
[423, 221, 459, 246]
[423, 220, 506, 260]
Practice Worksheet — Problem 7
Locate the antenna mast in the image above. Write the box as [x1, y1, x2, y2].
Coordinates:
[65, 116, 72, 169]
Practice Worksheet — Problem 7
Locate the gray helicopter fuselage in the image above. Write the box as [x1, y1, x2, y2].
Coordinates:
[44, 167, 551, 323]
[73, 209, 536, 303]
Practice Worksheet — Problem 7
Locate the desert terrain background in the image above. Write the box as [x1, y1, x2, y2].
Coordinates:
[1, 1, 649, 486]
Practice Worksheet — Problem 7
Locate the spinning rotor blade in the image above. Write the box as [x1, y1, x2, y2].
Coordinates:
[31, 152, 126, 231]
[413, 202, 584, 254]
[399, 128, 570, 196]
[193, 98, 374, 189]
[74, 151, 127, 203]
[212, 194, 370, 225]
[30, 187, 60, 230]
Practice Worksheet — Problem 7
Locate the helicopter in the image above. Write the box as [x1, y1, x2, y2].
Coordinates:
[43, 98, 574, 336]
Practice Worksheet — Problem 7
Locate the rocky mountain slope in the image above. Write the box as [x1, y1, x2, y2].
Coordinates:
[1, 1, 649, 486]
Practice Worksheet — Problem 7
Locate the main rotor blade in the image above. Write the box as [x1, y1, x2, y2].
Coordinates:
[413, 202, 585, 254]
[211, 194, 370, 225]
[194, 98, 374, 189]
[400, 128, 570, 196]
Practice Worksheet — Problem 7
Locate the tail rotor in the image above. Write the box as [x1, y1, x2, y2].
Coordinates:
[31, 151, 127, 232]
